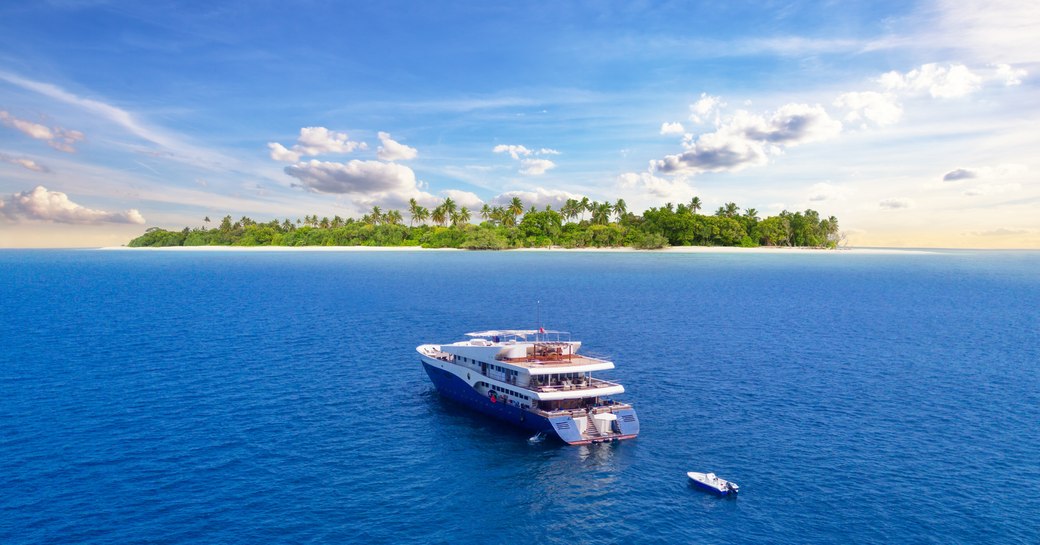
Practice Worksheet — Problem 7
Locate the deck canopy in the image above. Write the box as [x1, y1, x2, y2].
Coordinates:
[466, 329, 568, 337]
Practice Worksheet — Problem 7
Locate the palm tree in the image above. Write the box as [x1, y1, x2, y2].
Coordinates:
[408, 198, 421, 227]
[613, 198, 627, 222]
[592, 202, 612, 225]
[744, 208, 759, 222]
[319, 216, 330, 229]
[415, 205, 430, 225]
[385, 209, 403, 225]
[431, 205, 446, 227]
[442, 197, 457, 221]
[458, 207, 471, 225]
[369, 206, 382, 225]
[689, 196, 702, 214]
[508, 196, 524, 222]
[724, 202, 739, 218]
[480, 203, 491, 222]
[491, 206, 506, 226]
[561, 198, 578, 223]
[579, 196, 591, 222]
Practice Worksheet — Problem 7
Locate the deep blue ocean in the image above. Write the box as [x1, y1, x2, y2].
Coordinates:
[1, 249, 1038, 544]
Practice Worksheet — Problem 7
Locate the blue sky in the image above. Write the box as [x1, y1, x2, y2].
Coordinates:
[0, 1, 1036, 247]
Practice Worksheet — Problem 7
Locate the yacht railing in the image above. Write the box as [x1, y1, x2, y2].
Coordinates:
[424, 351, 618, 393]
[527, 377, 620, 392]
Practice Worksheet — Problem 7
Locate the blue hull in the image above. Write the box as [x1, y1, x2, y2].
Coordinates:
[421, 361, 556, 435]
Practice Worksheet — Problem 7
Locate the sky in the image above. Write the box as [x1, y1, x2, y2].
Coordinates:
[0, 0, 1037, 248]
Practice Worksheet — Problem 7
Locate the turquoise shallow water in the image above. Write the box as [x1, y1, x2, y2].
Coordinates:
[1, 249, 1038, 544]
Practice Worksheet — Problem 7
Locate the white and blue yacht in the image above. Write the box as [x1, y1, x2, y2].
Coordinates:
[417, 329, 639, 445]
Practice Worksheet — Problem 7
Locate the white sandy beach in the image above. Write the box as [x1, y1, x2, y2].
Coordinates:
[99, 245, 937, 255]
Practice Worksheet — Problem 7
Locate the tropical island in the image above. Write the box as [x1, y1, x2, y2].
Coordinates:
[128, 196, 841, 250]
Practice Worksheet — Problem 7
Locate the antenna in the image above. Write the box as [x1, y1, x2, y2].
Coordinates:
[536, 300, 541, 340]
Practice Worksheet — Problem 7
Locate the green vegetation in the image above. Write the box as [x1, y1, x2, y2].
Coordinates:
[128, 196, 841, 250]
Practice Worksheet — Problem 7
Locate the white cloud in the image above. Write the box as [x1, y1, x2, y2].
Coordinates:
[490, 187, 578, 210]
[494, 144, 559, 175]
[879, 63, 982, 98]
[0, 153, 50, 172]
[267, 142, 300, 162]
[519, 158, 556, 176]
[284, 159, 417, 195]
[689, 93, 723, 124]
[994, 63, 1027, 86]
[268, 127, 367, 163]
[493, 144, 532, 159]
[660, 122, 685, 135]
[0, 71, 238, 167]
[0, 110, 84, 152]
[834, 91, 903, 126]
[655, 104, 841, 174]
[376, 132, 418, 161]
[879, 198, 914, 210]
[925, 0, 1040, 65]
[617, 171, 695, 201]
[0, 186, 144, 224]
[441, 189, 483, 209]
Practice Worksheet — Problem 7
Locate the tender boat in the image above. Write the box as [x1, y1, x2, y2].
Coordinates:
[417, 329, 639, 445]
[687, 472, 739, 495]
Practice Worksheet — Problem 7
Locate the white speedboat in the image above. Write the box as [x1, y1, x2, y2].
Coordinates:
[687, 471, 739, 495]
[417, 329, 639, 445]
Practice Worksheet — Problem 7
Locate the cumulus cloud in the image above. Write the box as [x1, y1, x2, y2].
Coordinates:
[284, 159, 417, 195]
[655, 104, 841, 174]
[268, 127, 367, 162]
[376, 132, 418, 161]
[0, 110, 84, 152]
[660, 122, 685, 135]
[493, 144, 532, 159]
[879, 198, 914, 210]
[490, 187, 578, 210]
[943, 168, 977, 181]
[689, 93, 724, 124]
[519, 158, 556, 176]
[494, 144, 559, 176]
[879, 63, 982, 98]
[617, 171, 696, 201]
[995, 63, 1027, 85]
[0, 153, 50, 172]
[0, 186, 144, 224]
[441, 189, 483, 209]
[834, 91, 903, 126]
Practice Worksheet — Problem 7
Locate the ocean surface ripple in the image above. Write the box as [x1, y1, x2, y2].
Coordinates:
[1, 249, 1037, 544]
